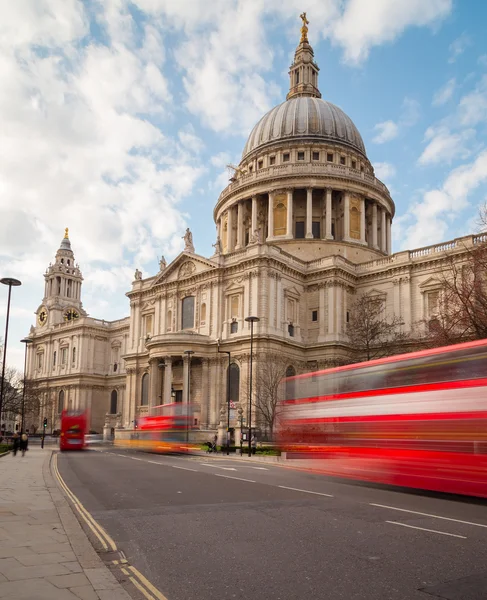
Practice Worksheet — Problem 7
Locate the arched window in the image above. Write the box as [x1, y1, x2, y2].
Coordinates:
[141, 373, 149, 406]
[110, 390, 118, 414]
[228, 363, 240, 404]
[181, 296, 195, 330]
[53, 351, 57, 367]
[58, 390, 65, 413]
[285, 366, 296, 401]
[72, 347, 76, 364]
[167, 310, 172, 332]
[274, 202, 286, 236]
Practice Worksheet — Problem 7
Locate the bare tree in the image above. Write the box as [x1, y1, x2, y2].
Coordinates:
[422, 244, 487, 347]
[347, 292, 407, 361]
[254, 353, 294, 438]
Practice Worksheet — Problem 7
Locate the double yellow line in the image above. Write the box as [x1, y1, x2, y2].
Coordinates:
[52, 453, 168, 600]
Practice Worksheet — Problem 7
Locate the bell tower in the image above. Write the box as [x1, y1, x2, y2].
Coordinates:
[36, 229, 86, 327]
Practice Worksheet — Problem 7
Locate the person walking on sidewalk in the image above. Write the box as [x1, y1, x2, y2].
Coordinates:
[20, 432, 29, 457]
[11, 432, 20, 457]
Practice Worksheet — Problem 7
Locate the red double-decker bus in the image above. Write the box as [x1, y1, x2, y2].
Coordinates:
[277, 339, 487, 498]
[59, 410, 87, 451]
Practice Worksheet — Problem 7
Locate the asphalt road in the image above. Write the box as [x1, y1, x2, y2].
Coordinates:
[57, 449, 487, 600]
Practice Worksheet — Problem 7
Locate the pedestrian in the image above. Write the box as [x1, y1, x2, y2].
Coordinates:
[251, 434, 257, 455]
[20, 432, 29, 457]
[12, 432, 20, 457]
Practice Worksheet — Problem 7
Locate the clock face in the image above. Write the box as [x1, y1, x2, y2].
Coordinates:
[37, 308, 48, 327]
[63, 308, 80, 322]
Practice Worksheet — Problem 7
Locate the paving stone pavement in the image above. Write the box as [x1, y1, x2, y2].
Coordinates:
[0, 448, 133, 600]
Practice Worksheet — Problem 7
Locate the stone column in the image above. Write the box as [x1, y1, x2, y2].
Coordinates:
[327, 285, 335, 337]
[306, 188, 313, 238]
[360, 197, 366, 244]
[381, 208, 387, 252]
[163, 357, 172, 404]
[336, 285, 343, 336]
[386, 214, 392, 255]
[217, 218, 221, 242]
[150, 359, 158, 409]
[343, 193, 351, 241]
[251, 196, 258, 239]
[325, 188, 333, 240]
[372, 202, 378, 249]
[286, 189, 293, 238]
[227, 207, 234, 253]
[318, 284, 326, 341]
[236, 202, 243, 249]
[267, 192, 274, 240]
[200, 358, 209, 428]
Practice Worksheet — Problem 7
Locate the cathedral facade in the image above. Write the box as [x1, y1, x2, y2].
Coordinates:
[25, 24, 480, 436]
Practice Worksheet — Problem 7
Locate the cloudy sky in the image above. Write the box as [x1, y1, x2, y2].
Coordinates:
[1, 0, 487, 369]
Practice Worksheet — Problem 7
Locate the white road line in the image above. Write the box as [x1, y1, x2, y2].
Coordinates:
[249, 467, 269, 470]
[200, 463, 237, 471]
[278, 485, 333, 497]
[370, 503, 487, 529]
[172, 465, 198, 472]
[214, 474, 256, 483]
[147, 460, 162, 465]
[129, 457, 145, 461]
[385, 521, 467, 539]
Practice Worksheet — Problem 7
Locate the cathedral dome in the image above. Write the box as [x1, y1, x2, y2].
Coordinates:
[242, 97, 366, 159]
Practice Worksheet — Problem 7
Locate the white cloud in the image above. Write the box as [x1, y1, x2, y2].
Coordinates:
[432, 78, 456, 106]
[373, 120, 399, 144]
[418, 126, 475, 166]
[458, 75, 487, 126]
[448, 32, 471, 63]
[399, 150, 487, 248]
[330, 0, 452, 64]
[374, 162, 396, 181]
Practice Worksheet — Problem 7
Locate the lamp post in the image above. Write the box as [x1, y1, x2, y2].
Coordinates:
[183, 350, 194, 447]
[0, 277, 22, 434]
[20, 337, 33, 434]
[217, 340, 231, 455]
[244, 316, 259, 457]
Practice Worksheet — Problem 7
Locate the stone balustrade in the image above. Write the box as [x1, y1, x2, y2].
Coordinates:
[218, 162, 391, 205]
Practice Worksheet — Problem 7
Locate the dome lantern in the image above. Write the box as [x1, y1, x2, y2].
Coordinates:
[287, 13, 321, 101]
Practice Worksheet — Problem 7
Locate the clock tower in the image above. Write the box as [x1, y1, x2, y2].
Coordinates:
[37, 228, 86, 327]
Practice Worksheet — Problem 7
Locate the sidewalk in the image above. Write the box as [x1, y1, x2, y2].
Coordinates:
[0, 447, 132, 600]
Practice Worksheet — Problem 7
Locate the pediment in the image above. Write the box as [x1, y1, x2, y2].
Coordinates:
[285, 286, 301, 297]
[151, 252, 217, 286]
[367, 288, 386, 297]
[418, 277, 442, 290]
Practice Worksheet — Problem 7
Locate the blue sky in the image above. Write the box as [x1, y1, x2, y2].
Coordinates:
[1, 0, 487, 369]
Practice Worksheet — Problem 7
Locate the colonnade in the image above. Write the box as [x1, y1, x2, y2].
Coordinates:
[217, 187, 392, 254]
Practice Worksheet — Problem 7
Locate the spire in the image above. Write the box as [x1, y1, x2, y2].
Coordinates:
[60, 227, 71, 251]
[287, 13, 321, 101]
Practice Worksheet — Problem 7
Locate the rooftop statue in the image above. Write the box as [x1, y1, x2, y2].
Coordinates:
[183, 228, 195, 253]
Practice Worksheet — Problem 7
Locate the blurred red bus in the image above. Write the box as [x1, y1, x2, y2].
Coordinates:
[277, 339, 487, 498]
[60, 410, 87, 451]
[118, 403, 198, 453]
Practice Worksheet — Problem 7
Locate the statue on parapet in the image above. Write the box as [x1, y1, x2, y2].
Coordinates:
[134, 268, 142, 280]
[254, 228, 262, 244]
[183, 228, 195, 253]
[159, 255, 167, 271]
[212, 236, 222, 255]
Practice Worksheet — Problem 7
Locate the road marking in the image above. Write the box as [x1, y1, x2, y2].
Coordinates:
[200, 463, 237, 471]
[370, 503, 487, 529]
[129, 565, 170, 600]
[249, 466, 269, 470]
[147, 460, 162, 465]
[52, 454, 116, 552]
[278, 485, 333, 497]
[385, 521, 467, 539]
[214, 474, 256, 483]
[172, 465, 197, 472]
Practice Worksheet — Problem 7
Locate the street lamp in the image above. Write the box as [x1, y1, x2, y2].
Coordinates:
[183, 350, 194, 447]
[244, 316, 259, 457]
[217, 340, 231, 455]
[0, 277, 22, 434]
[20, 337, 33, 434]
